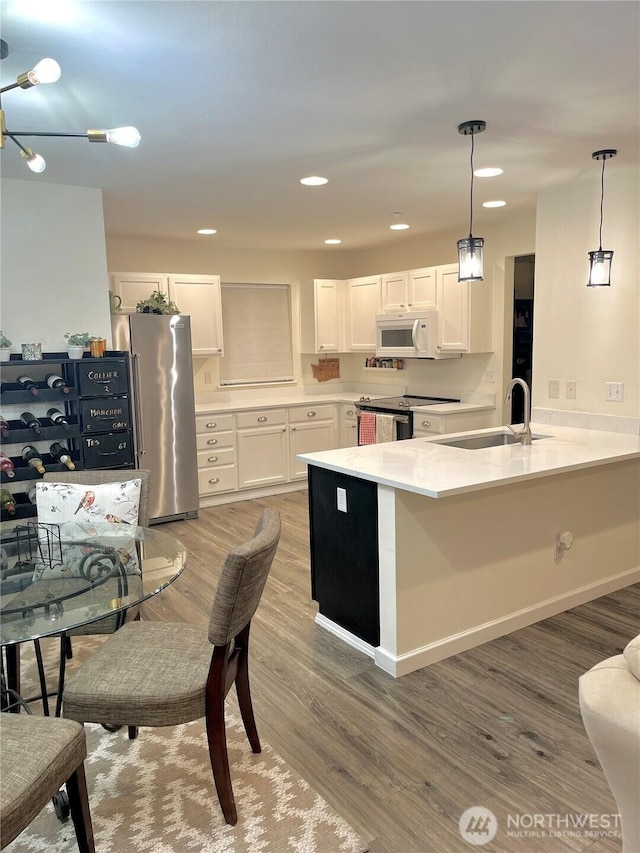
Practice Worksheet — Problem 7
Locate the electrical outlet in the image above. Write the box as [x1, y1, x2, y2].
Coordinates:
[565, 380, 577, 400]
[484, 369, 496, 383]
[204, 370, 212, 385]
[548, 380, 560, 399]
[605, 381, 624, 402]
[336, 487, 347, 513]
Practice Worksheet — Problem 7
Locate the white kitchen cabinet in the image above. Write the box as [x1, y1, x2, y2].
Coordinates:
[167, 275, 223, 357]
[339, 403, 358, 447]
[109, 272, 223, 357]
[288, 404, 337, 479]
[195, 413, 237, 496]
[411, 409, 495, 437]
[345, 276, 381, 351]
[300, 279, 343, 353]
[436, 264, 494, 354]
[381, 268, 437, 313]
[236, 408, 288, 489]
[110, 272, 168, 313]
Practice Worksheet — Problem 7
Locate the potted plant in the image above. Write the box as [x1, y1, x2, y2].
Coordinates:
[136, 290, 180, 315]
[0, 331, 12, 362]
[65, 332, 91, 359]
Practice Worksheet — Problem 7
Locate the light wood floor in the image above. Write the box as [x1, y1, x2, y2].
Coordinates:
[144, 490, 638, 853]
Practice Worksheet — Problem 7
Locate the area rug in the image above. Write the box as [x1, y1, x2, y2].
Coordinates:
[5, 641, 369, 853]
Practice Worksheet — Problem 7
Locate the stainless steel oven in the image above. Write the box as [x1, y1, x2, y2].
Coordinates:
[354, 394, 459, 445]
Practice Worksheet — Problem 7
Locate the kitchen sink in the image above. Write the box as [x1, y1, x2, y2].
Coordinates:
[428, 429, 550, 450]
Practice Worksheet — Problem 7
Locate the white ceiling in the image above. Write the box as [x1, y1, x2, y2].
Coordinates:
[1, 1, 638, 251]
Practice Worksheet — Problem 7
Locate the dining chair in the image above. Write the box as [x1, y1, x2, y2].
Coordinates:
[0, 713, 95, 852]
[62, 507, 281, 826]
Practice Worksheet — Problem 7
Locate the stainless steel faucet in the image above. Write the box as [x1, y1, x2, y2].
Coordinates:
[504, 377, 532, 445]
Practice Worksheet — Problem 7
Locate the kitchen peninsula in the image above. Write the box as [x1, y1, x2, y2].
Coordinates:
[299, 425, 640, 677]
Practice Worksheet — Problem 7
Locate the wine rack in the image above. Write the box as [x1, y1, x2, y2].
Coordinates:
[0, 351, 134, 523]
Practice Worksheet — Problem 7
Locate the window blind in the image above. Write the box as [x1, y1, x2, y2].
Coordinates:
[220, 283, 294, 385]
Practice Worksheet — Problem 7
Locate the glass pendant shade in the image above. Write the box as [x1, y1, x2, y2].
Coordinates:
[457, 236, 484, 281]
[587, 249, 613, 287]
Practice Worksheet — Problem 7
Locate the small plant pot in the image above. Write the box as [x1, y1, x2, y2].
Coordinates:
[67, 346, 86, 360]
[0, 349, 11, 362]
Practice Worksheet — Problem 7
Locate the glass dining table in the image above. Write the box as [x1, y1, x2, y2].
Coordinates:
[0, 520, 187, 714]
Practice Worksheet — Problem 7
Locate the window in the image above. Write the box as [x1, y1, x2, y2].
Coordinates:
[220, 283, 294, 385]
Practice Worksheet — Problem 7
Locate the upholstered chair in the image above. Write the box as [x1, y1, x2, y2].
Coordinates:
[579, 634, 640, 853]
[0, 713, 95, 852]
[63, 507, 281, 826]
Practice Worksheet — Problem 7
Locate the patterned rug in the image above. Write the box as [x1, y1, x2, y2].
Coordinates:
[4, 640, 368, 853]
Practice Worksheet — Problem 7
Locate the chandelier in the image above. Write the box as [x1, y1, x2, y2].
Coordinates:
[0, 39, 140, 174]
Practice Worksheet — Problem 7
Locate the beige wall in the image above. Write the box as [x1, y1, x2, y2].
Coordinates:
[533, 164, 639, 423]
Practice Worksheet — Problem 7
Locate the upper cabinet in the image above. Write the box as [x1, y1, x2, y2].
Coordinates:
[110, 272, 223, 357]
[345, 276, 381, 351]
[436, 263, 493, 354]
[381, 268, 437, 313]
[300, 279, 342, 354]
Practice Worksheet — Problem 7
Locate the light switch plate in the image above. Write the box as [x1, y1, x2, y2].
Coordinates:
[548, 380, 559, 399]
[336, 487, 347, 513]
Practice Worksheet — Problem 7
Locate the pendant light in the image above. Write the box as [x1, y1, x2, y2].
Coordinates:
[587, 149, 617, 287]
[457, 120, 486, 282]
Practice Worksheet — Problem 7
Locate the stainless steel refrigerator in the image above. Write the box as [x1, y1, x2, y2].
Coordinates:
[111, 313, 199, 524]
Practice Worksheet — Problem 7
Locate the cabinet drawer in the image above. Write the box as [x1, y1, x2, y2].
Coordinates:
[80, 396, 131, 433]
[195, 413, 235, 433]
[197, 446, 236, 468]
[289, 404, 335, 423]
[413, 414, 444, 435]
[82, 432, 134, 469]
[198, 465, 237, 495]
[342, 405, 357, 422]
[196, 430, 235, 452]
[236, 408, 287, 429]
[77, 360, 129, 397]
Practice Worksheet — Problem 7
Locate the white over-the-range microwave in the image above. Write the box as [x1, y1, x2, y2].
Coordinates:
[375, 309, 460, 359]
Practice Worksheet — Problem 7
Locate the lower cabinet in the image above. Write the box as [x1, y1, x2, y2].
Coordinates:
[340, 403, 358, 447]
[196, 413, 237, 496]
[236, 409, 288, 489]
[412, 409, 494, 438]
[288, 404, 337, 480]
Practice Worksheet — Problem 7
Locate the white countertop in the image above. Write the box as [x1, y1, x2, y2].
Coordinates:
[195, 394, 494, 416]
[411, 402, 494, 415]
[297, 424, 640, 498]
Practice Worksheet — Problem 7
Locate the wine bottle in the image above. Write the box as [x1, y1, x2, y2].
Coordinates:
[0, 488, 16, 515]
[0, 416, 9, 437]
[19, 411, 42, 435]
[0, 452, 16, 478]
[47, 407, 70, 426]
[50, 442, 76, 470]
[16, 375, 39, 396]
[27, 483, 38, 504]
[21, 445, 45, 474]
[45, 373, 70, 394]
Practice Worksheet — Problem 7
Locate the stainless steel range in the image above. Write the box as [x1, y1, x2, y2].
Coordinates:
[355, 394, 459, 443]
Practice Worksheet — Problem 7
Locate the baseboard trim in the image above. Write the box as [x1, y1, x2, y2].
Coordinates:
[375, 566, 640, 678]
[200, 481, 306, 508]
[314, 614, 376, 659]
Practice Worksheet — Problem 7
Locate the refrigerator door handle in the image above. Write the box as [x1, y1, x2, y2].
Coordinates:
[132, 353, 146, 456]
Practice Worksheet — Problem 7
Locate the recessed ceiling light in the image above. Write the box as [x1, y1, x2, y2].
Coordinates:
[474, 167, 503, 178]
[390, 223, 410, 230]
[197, 228, 217, 235]
[324, 238, 342, 245]
[482, 200, 507, 208]
[300, 176, 328, 186]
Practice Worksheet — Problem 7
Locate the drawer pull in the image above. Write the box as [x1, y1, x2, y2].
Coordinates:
[206, 422, 217, 429]
[208, 456, 219, 463]
[422, 420, 431, 427]
[209, 477, 219, 484]
[207, 438, 218, 445]
[346, 409, 354, 416]
[306, 411, 316, 417]
[257, 416, 267, 422]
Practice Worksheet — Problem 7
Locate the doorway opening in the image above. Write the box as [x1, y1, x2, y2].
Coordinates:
[512, 254, 535, 423]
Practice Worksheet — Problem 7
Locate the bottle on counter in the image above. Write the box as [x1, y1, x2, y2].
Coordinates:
[45, 373, 70, 394]
[27, 483, 38, 504]
[49, 442, 76, 470]
[16, 375, 39, 396]
[47, 407, 70, 426]
[0, 452, 16, 478]
[0, 416, 10, 437]
[21, 445, 45, 474]
[0, 488, 16, 515]
[19, 411, 42, 435]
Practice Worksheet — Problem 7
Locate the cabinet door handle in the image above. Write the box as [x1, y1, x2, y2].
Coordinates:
[217, 348, 222, 353]
[400, 303, 405, 307]
[422, 420, 431, 427]
[206, 422, 217, 429]
[306, 411, 316, 417]
[291, 426, 297, 431]
[209, 477, 219, 484]
[257, 416, 267, 422]
[319, 345, 324, 350]
[207, 456, 218, 463]
[207, 438, 218, 445]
